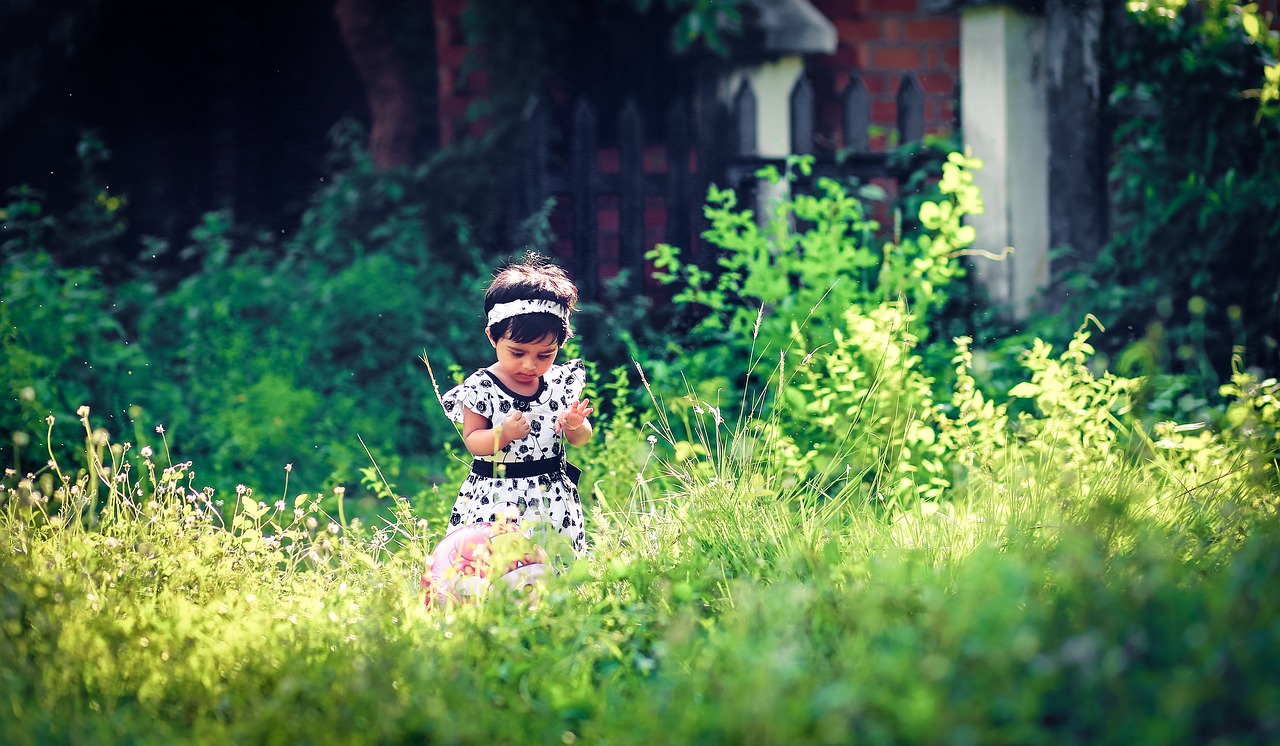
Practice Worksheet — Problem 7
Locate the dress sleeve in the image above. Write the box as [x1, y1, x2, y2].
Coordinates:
[551, 358, 587, 403]
[440, 372, 493, 423]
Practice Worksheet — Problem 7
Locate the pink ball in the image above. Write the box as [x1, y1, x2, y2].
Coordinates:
[423, 522, 550, 608]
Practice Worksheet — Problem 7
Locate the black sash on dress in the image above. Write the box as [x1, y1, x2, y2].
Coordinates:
[471, 456, 582, 485]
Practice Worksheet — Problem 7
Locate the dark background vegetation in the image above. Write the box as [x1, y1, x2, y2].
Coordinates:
[2, 0, 1278, 504]
[1, 0, 373, 261]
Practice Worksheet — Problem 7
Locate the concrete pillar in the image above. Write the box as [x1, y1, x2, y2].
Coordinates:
[715, 57, 805, 217]
[749, 57, 803, 213]
[749, 56, 805, 158]
[960, 5, 1050, 319]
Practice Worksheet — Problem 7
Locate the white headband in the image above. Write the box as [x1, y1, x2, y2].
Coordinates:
[486, 299, 569, 328]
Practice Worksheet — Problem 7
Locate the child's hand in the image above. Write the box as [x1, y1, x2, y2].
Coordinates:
[501, 410, 531, 442]
[555, 399, 594, 433]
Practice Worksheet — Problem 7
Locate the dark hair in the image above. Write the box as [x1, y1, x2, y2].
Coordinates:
[485, 254, 579, 344]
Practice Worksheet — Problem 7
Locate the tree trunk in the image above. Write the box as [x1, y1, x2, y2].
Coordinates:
[1043, 0, 1114, 307]
[334, 0, 420, 168]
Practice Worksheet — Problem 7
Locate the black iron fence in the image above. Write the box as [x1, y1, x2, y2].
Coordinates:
[510, 72, 931, 301]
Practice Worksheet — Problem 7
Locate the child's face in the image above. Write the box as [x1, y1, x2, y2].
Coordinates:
[490, 332, 560, 384]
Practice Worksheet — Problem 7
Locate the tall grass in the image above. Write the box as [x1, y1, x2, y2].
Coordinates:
[1, 315, 1278, 743]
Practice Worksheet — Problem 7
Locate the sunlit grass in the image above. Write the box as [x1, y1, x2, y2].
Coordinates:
[2, 320, 1278, 743]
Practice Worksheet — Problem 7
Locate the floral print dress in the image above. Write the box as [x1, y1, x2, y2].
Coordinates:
[440, 359, 586, 552]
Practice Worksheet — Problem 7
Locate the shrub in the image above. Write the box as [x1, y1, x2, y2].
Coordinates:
[2, 128, 497, 505]
[3, 276, 1279, 743]
[642, 152, 984, 506]
[0, 186, 147, 476]
[136, 201, 485, 497]
[1065, 0, 1280, 380]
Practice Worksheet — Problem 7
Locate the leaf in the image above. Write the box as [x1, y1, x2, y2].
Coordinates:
[1008, 382, 1041, 398]
[1242, 13, 1259, 39]
[918, 201, 940, 228]
[756, 165, 782, 184]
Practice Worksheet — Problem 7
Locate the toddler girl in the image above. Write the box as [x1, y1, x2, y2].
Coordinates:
[440, 255, 594, 553]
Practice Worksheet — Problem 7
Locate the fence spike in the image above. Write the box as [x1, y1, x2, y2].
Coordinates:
[619, 98, 644, 294]
[734, 78, 757, 157]
[842, 74, 871, 153]
[790, 74, 816, 155]
[665, 99, 690, 250]
[896, 73, 924, 145]
[571, 98, 598, 301]
[520, 92, 550, 220]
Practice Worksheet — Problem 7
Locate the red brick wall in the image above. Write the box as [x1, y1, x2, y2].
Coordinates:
[431, 1, 1279, 151]
[809, 0, 960, 152]
[434, 1, 960, 151]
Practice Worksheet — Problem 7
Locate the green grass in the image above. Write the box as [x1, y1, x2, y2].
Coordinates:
[2, 343, 1279, 744]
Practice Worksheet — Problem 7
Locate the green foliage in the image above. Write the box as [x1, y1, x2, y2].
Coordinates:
[1, 126, 499, 507]
[0, 187, 145, 476]
[1218, 359, 1280, 487]
[654, 151, 980, 347]
[3, 321, 1278, 742]
[784, 302, 949, 505]
[634, 0, 745, 56]
[135, 149, 489, 494]
[1007, 318, 1143, 470]
[643, 152, 984, 505]
[1071, 0, 1280, 379]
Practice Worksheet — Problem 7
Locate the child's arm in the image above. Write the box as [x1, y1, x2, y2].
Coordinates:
[556, 399, 594, 447]
[462, 407, 529, 456]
